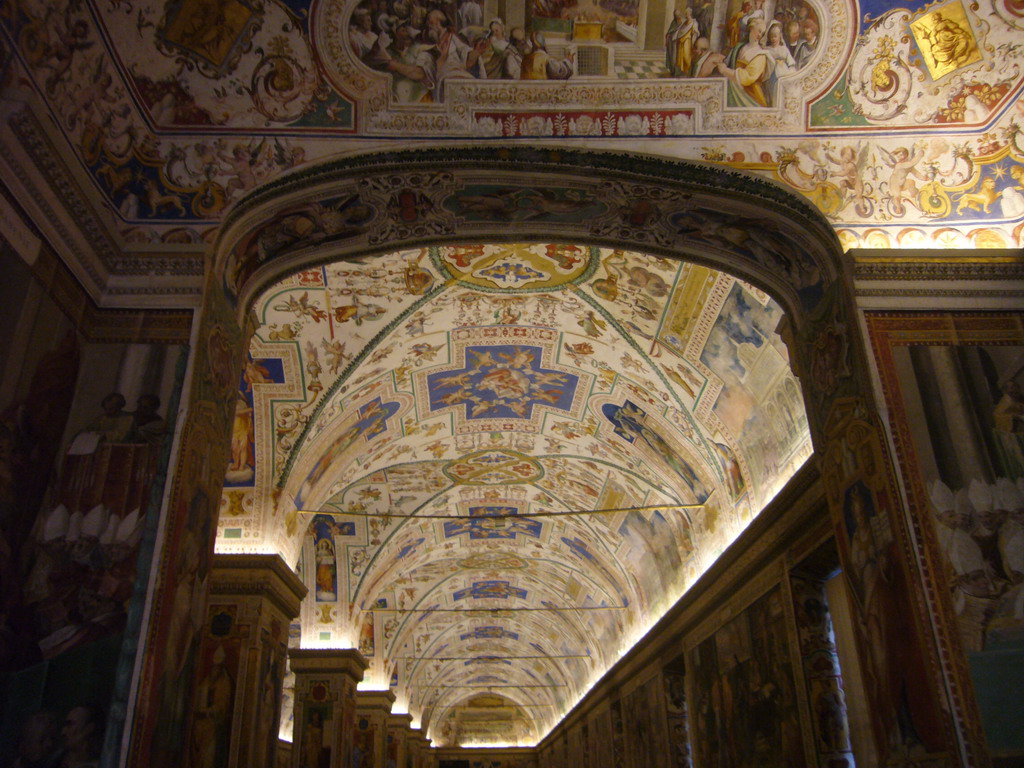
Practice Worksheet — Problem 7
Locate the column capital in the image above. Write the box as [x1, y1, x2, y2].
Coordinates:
[388, 712, 413, 728]
[210, 553, 307, 618]
[289, 648, 368, 681]
[356, 689, 397, 712]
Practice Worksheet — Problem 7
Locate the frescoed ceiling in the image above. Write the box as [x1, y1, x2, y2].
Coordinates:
[215, 244, 813, 745]
[1, 0, 1023, 299]
[2, 0, 1014, 749]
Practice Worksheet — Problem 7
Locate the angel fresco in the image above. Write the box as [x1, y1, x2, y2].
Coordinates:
[34, 3, 94, 97]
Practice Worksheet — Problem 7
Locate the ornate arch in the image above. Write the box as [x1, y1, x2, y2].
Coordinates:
[215, 147, 841, 333]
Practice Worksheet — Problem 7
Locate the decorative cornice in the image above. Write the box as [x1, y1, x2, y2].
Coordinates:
[210, 553, 308, 618]
[288, 647, 369, 679]
[851, 249, 1024, 282]
[4, 109, 204, 299]
[107, 256, 205, 277]
[0, 234, 193, 343]
[855, 288, 1024, 298]
[7, 110, 120, 279]
[356, 689, 398, 711]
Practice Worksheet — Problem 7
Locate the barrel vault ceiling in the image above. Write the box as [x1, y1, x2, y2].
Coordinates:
[215, 244, 812, 745]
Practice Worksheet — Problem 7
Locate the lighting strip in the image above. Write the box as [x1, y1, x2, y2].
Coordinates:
[395, 654, 590, 660]
[417, 683, 567, 689]
[297, 500, 707, 520]
[361, 606, 626, 612]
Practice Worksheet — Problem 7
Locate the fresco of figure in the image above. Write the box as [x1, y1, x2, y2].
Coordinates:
[762, 21, 795, 77]
[691, 587, 806, 768]
[80, 393, 134, 444]
[718, 18, 775, 108]
[792, 17, 817, 69]
[481, 19, 523, 79]
[518, 31, 574, 80]
[373, 23, 436, 103]
[665, 9, 699, 77]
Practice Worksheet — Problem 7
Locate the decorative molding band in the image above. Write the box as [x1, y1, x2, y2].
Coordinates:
[851, 249, 1024, 282]
[0, 233, 193, 343]
[5, 110, 205, 291]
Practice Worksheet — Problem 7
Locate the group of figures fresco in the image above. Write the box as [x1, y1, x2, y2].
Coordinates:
[346, 0, 820, 106]
[0, 250, 184, 767]
[900, 341, 1024, 650]
[690, 587, 806, 768]
[663, 0, 819, 106]
[349, 0, 576, 104]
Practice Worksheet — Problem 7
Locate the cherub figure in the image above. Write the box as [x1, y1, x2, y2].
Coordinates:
[880, 143, 928, 215]
[826, 143, 872, 217]
[39, 4, 94, 96]
[321, 338, 348, 375]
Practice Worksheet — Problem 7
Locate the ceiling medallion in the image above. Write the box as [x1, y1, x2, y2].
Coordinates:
[433, 244, 597, 292]
[457, 553, 529, 570]
[442, 449, 544, 486]
[157, 0, 263, 77]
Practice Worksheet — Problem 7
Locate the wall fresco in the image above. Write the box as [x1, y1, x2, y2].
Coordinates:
[0, 246, 187, 767]
[818, 396, 951, 764]
[868, 313, 1024, 765]
[130, 274, 246, 768]
[690, 585, 807, 768]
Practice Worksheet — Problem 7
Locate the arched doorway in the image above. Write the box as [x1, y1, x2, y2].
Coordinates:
[127, 148, 951, 767]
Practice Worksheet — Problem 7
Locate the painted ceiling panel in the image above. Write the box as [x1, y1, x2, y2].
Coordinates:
[215, 244, 812, 745]
[2, 0, 1022, 261]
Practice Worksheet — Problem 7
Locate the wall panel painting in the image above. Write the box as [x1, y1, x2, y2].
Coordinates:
[0, 246, 187, 765]
[664, 670, 692, 768]
[622, 674, 669, 768]
[689, 584, 806, 768]
[188, 606, 243, 768]
[868, 312, 1024, 765]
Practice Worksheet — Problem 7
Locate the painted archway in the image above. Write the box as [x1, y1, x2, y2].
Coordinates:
[129, 148, 960, 765]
